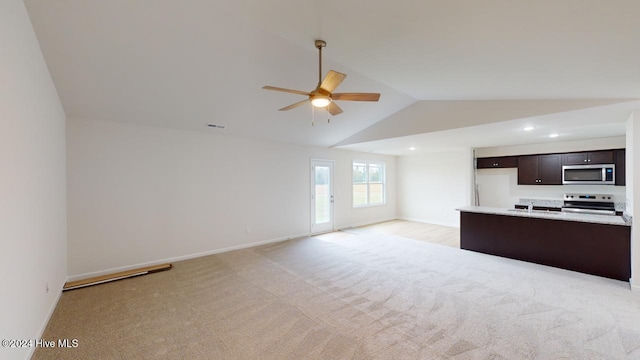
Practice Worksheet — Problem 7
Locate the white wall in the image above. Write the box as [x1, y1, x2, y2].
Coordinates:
[475, 136, 625, 157]
[476, 168, 626, 208]
[67, 118, 397, 278]
[627, 116, 634, 215]
[628, 112, 640, 289]
[397, 149, 473, 227]
[337, 100, 631, 146]
[0, 1, 67, 359]
[476, 137, 626, 208]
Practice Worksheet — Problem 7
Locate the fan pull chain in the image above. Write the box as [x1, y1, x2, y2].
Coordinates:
[311, 106, 315, 126]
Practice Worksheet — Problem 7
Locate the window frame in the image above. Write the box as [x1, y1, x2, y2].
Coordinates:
[352, 160, 386, 208]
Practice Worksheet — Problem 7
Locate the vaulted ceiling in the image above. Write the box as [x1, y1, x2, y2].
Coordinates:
[24, 0, 640, 152]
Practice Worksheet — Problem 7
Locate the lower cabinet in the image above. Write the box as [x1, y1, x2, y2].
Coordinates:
[460, 211, 631, 281]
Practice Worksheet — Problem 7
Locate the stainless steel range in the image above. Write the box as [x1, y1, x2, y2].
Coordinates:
[562, 193, 616, 215]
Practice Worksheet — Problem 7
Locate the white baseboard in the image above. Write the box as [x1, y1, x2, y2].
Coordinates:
[65, 217, 456, 283]
[66, 233, 309, 283]
[399, 216, 460, 228]
[336, 217, 397, 231]
[26, 285, 63, 360]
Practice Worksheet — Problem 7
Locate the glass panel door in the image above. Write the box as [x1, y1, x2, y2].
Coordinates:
[311, 159, 334, 234]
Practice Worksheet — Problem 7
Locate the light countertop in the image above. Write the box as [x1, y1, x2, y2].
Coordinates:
[457, 206, 630, 226]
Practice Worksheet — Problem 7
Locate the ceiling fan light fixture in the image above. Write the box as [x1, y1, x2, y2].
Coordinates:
[262, 39, 379, 117]
[311, 95, 331, 108]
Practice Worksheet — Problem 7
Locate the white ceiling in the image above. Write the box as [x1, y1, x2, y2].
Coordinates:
[24, 0, 640, 151]
[337, 101, 640, 155]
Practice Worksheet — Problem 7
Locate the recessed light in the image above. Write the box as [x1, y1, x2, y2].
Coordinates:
[549, 133, 559, 138]
[409, 147, 416, 151]
[523, 126, 535, 131]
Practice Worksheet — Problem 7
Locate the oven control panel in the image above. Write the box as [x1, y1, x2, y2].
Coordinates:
[564, 193, 613, 202]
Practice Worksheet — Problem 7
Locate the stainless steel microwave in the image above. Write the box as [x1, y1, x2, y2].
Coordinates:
[562, 164, 615, 185]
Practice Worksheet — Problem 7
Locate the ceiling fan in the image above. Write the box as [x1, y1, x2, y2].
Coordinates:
[262, 40, 381, 116]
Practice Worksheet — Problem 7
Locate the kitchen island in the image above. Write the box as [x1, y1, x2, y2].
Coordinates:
[457, 206, 631, 281]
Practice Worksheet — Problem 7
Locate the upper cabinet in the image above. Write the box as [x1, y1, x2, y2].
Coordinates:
[478, 148, 624, 186]
[476, 156, 518, 169]
[562, 150, 614, 165]
[517, 154, 562, 185]
[615, 149, 626, 186]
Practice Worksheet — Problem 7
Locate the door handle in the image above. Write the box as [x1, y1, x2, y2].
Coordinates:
[331, 195, 334, 203]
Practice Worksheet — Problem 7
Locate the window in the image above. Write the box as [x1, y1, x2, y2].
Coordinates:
[353, 161, 385, 207]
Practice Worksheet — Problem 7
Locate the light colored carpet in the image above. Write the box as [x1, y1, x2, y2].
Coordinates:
[34, 228, 640, 359]
[358, 219, 460, 248]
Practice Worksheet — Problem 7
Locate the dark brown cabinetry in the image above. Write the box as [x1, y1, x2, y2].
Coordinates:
[476, 156, 518, 169]
[460, 211, 631, 281]
[615, 149, 626, 186]
[478, 148, 624, 185]
[517, 154, 562, 185]
[562, 150, 614, 165]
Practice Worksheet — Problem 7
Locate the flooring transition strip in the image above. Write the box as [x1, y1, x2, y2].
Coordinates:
[63, 263, 173, 291]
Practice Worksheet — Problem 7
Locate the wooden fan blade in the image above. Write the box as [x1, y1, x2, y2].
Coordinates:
[263, 86, 310, 96]
[278, 99, 309, 111]
[331, 93, 381, 102]
[319, 70, 346, 93]
[327, 102, 343, 116]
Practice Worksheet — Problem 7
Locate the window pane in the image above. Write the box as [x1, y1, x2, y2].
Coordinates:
[369, 164, 382, 183]
[353, 161, 385, 207]
[315, 165, 329, 185]
[353, 163, 367, 183]
[315, 166, 330, 224]
[353, 184, 367, 206]
[369, 183, 384, 204]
